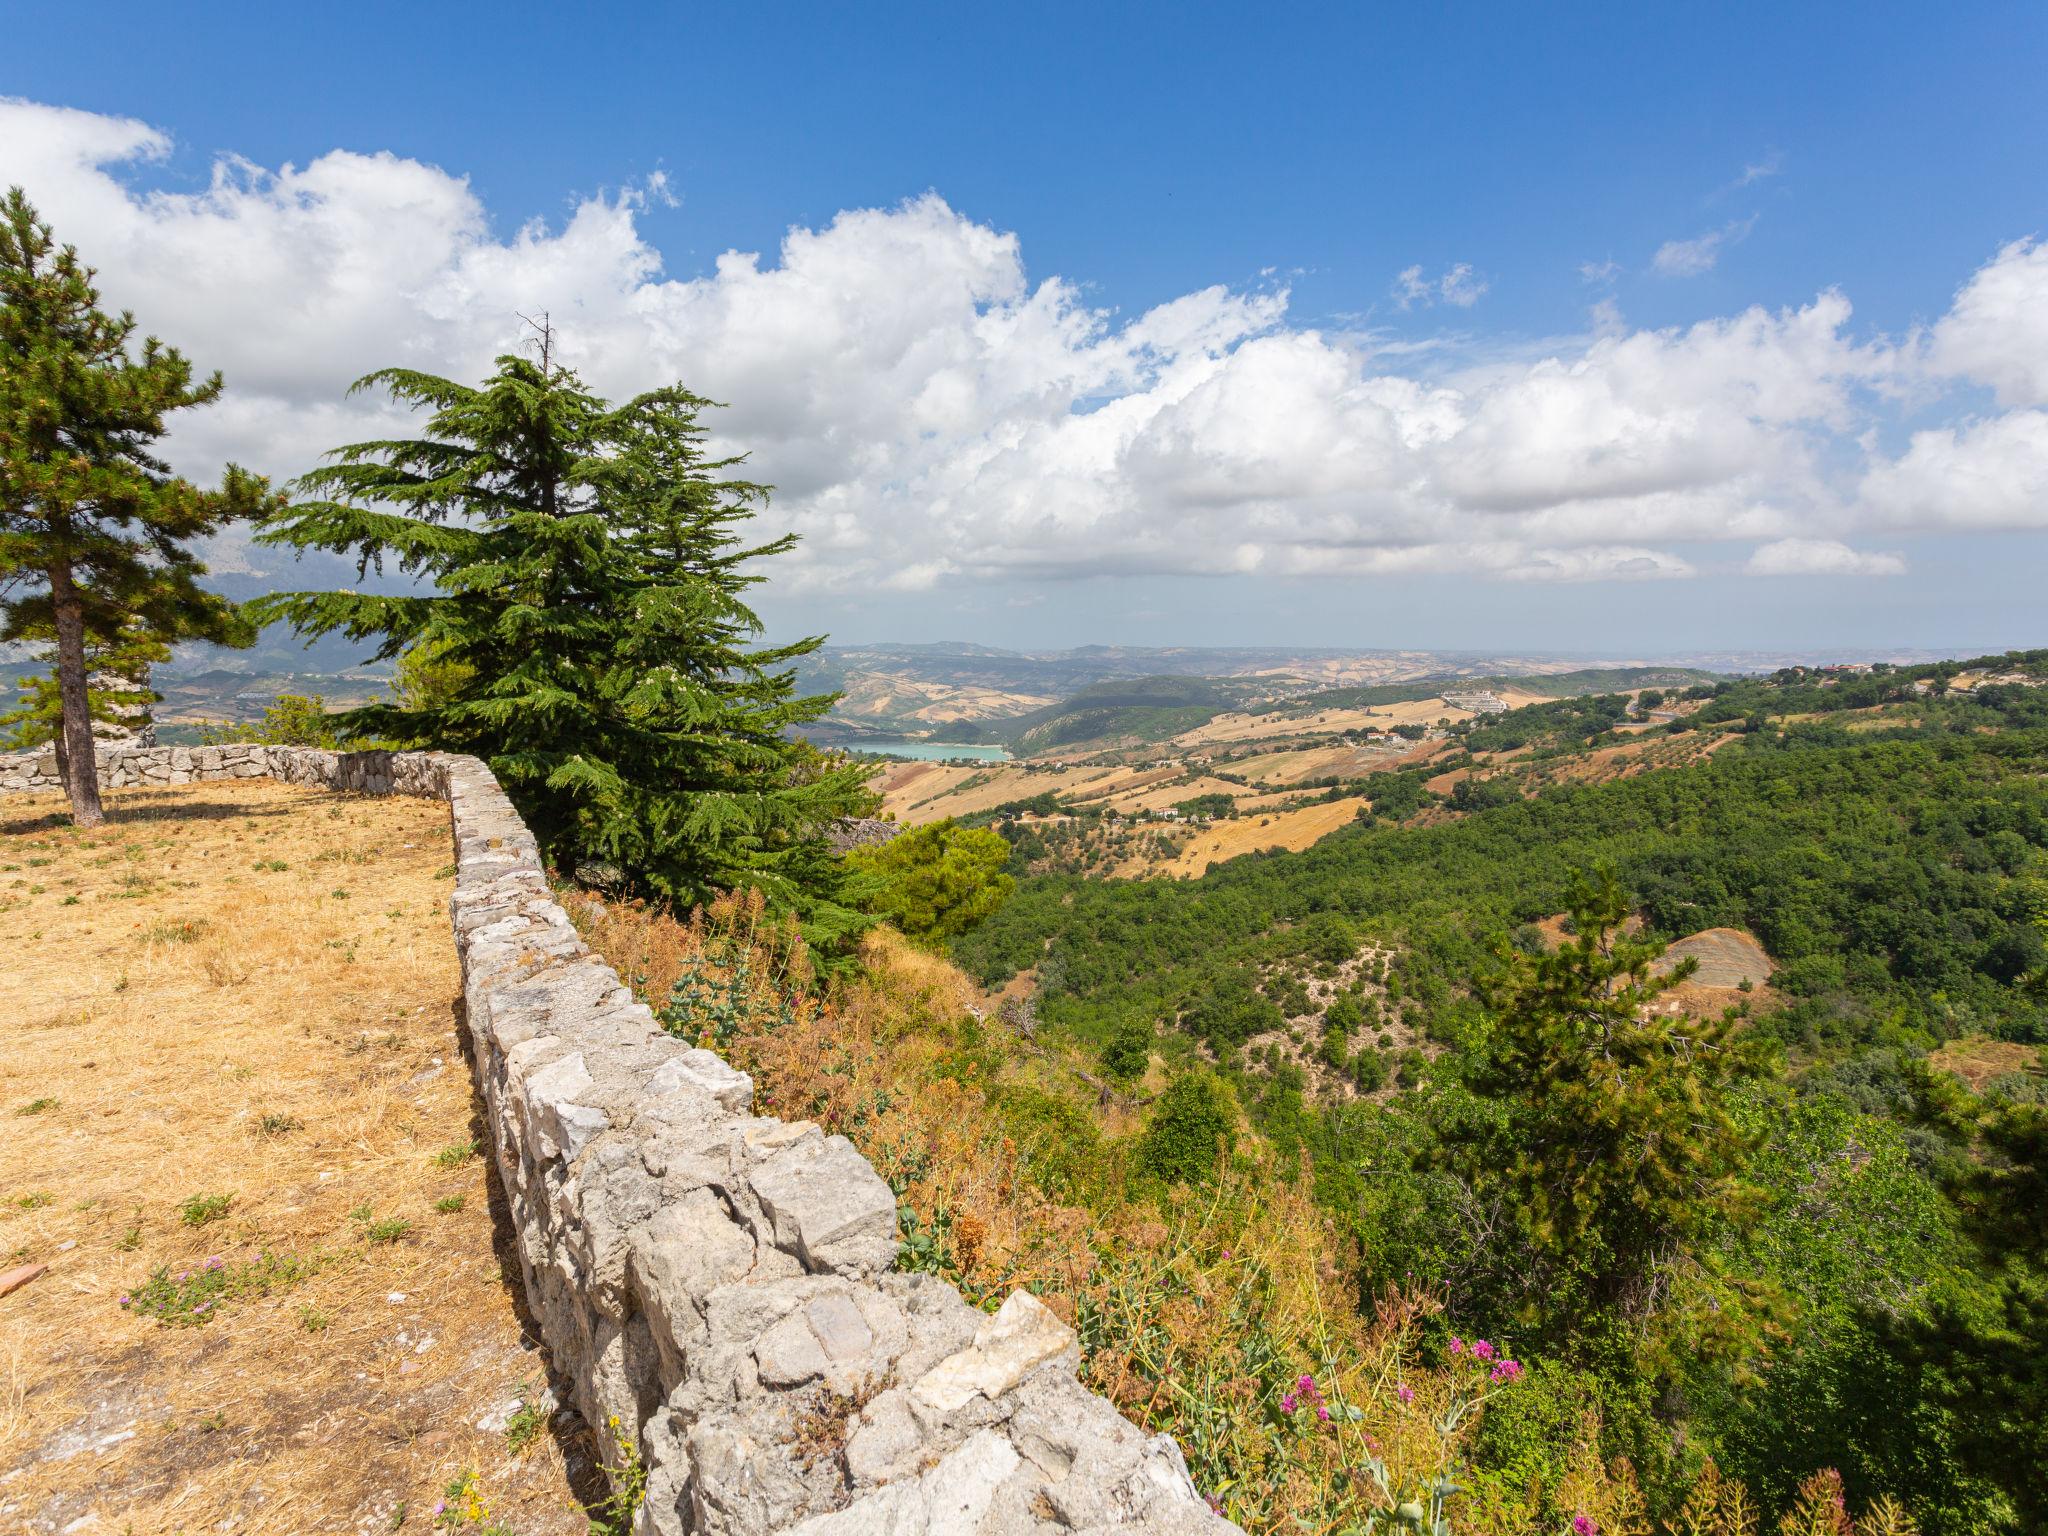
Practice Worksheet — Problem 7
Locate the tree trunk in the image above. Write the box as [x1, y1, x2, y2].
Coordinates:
[48, 562, 104, 827]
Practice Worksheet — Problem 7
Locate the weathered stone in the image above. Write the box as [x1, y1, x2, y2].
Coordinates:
[911, 1291, 1080, 1416]
[783, 1429, 1022, 1534]
[749, 1133, 898, 1276]
[755, 1309, 829, 1387]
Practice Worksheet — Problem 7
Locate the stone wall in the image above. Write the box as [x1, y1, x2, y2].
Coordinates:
[1, 745, 1235, 1536]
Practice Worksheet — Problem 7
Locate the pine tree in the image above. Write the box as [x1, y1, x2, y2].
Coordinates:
[251, 331, 875, 937]
[0, 610, 166, 755]
[1448, 868, 1780, 1365]
[0, 189, 269, 824]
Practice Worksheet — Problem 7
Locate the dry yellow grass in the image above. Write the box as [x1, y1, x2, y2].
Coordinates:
[1177, 697, 1465, 747]
[1928, 1035, 2043, 1092]
[1167, 796, 1374, 877]
[0, 781, 586, 1535]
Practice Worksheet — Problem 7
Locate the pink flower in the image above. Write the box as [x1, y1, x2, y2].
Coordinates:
[1316, 1406, 1331, 1422]
[1396, 1384, 1414, 1405]
[1489, 1359, 1524, 1384]
[1221, 1249, 1232, 1260]
[1572, 1517, 1598, 1536]
[1448, 1335, 1464, 1354]
[1297, 1373, 1316, 1393]
[1472, 1338, 1496, 1361]
[1280, 1393, 1297, 1414]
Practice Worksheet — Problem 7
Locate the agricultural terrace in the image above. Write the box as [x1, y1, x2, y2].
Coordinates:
[0, 780, 586, 1534]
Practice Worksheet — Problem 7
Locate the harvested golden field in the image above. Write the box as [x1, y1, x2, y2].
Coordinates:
[1177, 697, 1464, 746]
[0, 781, 586, 1536]
[1167, 795, 1373, 877]
[874, 759, 1180, 822]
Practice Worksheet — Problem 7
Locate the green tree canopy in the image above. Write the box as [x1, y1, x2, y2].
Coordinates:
[1, 610, 166, 753]
[844, 817, 1014, 954]
[1138, 1072, 1236, 1186]
[249, 337, 874, 938]
[1449, 868, 1780, 1368]
[0, 188, 268, 824]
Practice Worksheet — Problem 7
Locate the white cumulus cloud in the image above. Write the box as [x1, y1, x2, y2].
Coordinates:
[1860, 411, 2048, 531]
[2, 98, 2045, 594]
[1746, 538, 1906, 577]
[1926, 237, 2048, 408]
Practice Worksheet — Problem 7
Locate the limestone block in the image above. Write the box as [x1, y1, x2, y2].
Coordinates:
[782, 1429, 1023, 1535]
[521, 1049, 611, 1164]
[911, 1291, 1080, 1416]
[647, 1048, 754, 1116]
[748, 1133, 898, 1276]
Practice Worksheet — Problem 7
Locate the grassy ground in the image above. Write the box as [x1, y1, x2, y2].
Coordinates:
[0, 780, 588, 1536]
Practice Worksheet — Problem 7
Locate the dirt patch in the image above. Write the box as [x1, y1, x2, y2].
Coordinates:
[1655, 927, 1774, 988]
[1928, 1036, 2042, 1092]
[0, 781, 588, 1535]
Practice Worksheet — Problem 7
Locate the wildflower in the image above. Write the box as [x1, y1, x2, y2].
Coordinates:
[1297, 1373, 1316, 1393]
[433, 1502, 446, 1517]
[1448, 1335, 1464, 1354]
[1221, 1249, 1232, 1260]
[1490, 1359, 1524, 1384]
[205, 1256, 223, 1270]
[1396, 1384, 1414, 1405]
[1472, 1338, 1496, 1361]
[118, 1294, 131, 1306]
[1573, 1517, 1599, 1536]
[1280, 1393, 1297, 1414]
[1316, 1406, 1331, 1423]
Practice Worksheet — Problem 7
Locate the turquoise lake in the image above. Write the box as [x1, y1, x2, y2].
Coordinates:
[852, 740, 1012, 762]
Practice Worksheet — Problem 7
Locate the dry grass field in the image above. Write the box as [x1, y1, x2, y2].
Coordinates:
[1165, 795, 1374, 877]
[0, 781, 587, 1536]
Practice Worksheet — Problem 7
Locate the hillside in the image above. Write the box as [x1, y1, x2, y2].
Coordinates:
[870, 666, 1739, 876]
[956, 674, 1269, 751]
[940, 648, 2048, 1534]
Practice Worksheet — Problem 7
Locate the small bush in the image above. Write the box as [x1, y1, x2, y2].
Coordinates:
[120, 1250, 316, 1327]
[505, 1391, 551, 1454]
[1138, 1073, 1236, 1186]
[433, 1140, 478, 1169]
[178, 1192, 233, 1226]
[433, 1194, 466, 1215]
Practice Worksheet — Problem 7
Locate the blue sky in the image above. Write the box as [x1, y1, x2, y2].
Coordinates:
[5, 3, 2047, 655]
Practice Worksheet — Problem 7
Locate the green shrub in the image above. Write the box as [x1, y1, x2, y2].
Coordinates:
[1138, 1073, 1235, 1186]
[1101, 1015, 1154, 1082]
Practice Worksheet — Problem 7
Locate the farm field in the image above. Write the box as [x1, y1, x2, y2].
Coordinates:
[1164, 795, 1377, 877]
[0, 782, 587, 1535]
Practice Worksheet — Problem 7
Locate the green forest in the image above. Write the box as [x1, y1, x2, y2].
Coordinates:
[958, 661, 2048, 1533]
